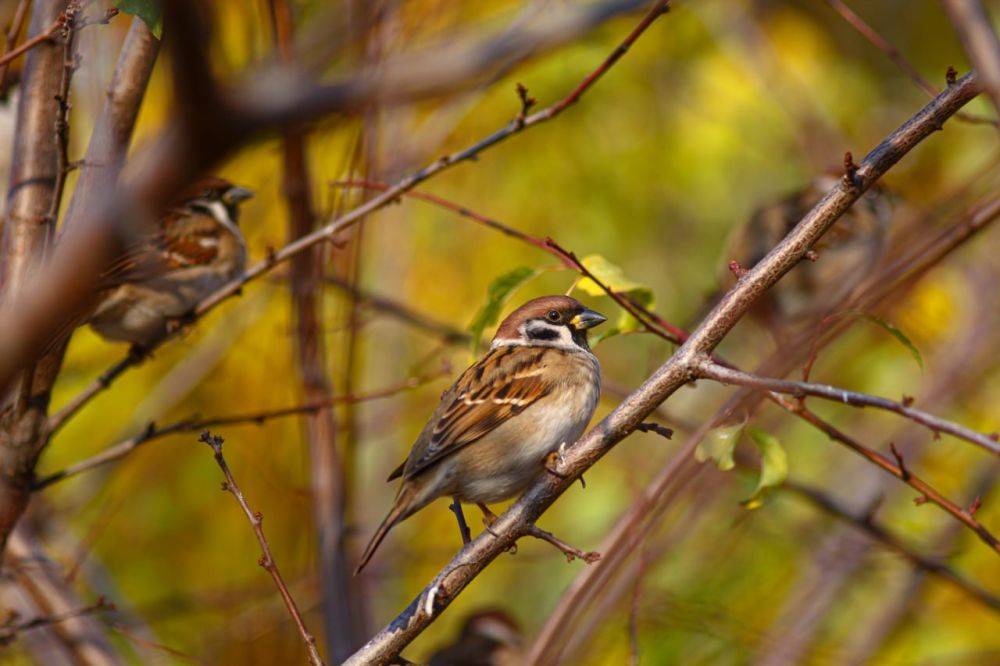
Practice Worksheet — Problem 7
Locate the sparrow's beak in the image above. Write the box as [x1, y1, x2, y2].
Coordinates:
[571, 308, 607, 330]
[223, 186, 254, 205]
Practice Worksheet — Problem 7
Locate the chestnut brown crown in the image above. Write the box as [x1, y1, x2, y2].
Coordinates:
[493, 295, 606, 343]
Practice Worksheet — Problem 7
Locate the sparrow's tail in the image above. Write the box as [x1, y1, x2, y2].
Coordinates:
[355, 484, 416, 575]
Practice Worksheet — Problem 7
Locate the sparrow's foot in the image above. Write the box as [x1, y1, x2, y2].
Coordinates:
[476, 502, 500, 537]
[544, 443, 568, 478]
[449, 497, 472, 545]
[525, 524, 601, 564]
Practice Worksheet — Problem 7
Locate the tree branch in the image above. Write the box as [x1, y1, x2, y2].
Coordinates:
[695, 360, 1000, 456]
[35, 370, 446, 490]
[199, 431, 324, 666]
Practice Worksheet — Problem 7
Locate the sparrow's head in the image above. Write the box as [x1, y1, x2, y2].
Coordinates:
[492, 295, 606, 351]
[175, 176, 254, 232]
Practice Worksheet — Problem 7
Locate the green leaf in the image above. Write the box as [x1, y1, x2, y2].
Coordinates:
[859, 314, 924, 371]
[574, 255, 655, 345]
[116, 0, 163, 39]
[468, 266, 538, 352]
[740, 428, 788, 510]
[695, 421, 744, 471]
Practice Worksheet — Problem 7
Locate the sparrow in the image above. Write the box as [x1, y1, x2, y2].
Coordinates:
[86, 177, 253, 346]
[356, 295, 606, 573]
[718, 175, 894, 329]
[428, 609, 522, 666]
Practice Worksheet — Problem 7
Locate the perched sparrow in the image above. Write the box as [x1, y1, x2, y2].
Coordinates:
[87, 177, 252, 345]
[718, 175, 894, 328]
[428, 609, 522, 666]
[356, 295, 606, 573]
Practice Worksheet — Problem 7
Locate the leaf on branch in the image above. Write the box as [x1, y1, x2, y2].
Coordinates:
[574, 254, 655, 344]
[468, 266, 539, 352]
[859, 314, 924, 372]
[695, 421, 745, 471]
[115, 0, 163, 38]
[740, 428, 788, 510]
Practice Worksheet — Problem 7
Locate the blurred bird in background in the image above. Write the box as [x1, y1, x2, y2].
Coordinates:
[428, 609, 522, 666]
[706, 175, 895, 336]
[86, 177, 253, 346]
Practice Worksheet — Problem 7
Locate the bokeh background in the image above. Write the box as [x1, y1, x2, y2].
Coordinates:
[2, 0, 998, 663]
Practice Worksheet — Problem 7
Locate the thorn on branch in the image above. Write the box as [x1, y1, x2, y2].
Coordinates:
[804, 250, 819, 262]
[913, 494, 929, 506]
[890, 442, 908, 480]
[515, 82, 537, 124]
[728, 260, 747, 279]
[901, 395, 915, 407]
[843, 151, 861, 189]
[968, 495, 982, 516]
[946, 66, 958, 86]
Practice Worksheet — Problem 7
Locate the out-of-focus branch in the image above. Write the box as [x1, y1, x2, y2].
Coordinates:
[31, 0, 666, 436]
[783, 479, 1000, 612]
[2, 524, 121, 664]
[0, 0, 71, 556]
[324, 273, 471, 344]
[695, 361, 1000, 456]
[34, 369, 447, 490]
[272, 1, 366, 655]
[345, 68, 983, 666]
[940, 0, 1000, 116]
[777, 394, 999, 554]
[0, 0, 30, 98]
[823, 0, 995, 126]
[199, 431, 324, 666]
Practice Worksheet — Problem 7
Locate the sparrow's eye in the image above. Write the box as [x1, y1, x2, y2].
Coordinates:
[546, 309, 561, 322]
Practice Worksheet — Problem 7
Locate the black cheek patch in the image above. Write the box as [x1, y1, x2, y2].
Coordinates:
[527, 326, 561, 341]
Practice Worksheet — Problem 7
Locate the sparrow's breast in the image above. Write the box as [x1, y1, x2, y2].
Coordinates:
[455, 350, 600, 504]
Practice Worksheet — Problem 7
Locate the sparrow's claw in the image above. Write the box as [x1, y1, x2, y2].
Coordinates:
[476, 502, 500, 537]
[544, 443, 568, 478]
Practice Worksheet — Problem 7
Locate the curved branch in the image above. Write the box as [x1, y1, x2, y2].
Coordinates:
[695, 360, 1000, 457]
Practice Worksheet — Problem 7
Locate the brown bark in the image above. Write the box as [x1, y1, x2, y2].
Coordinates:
[0, 0, 70, 556]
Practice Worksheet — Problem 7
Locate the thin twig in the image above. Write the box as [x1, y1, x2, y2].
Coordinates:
[34, 369, 447, 490]
[199, 431, 324, 666]
[0, 597, 114, 647]
[695, 360, 1000, 457]
[822, 0, 995, 126]
[784, 479, 1000, 611]
[0, 0, 30, 98]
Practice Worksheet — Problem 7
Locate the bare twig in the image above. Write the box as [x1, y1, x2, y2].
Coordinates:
[0, 596, 113, 646]
[940, 0, 1000, 116]
[823, 0, 995, 126]
[784, 479, 1000, 611]
[35, 370, 446, 490]
[345, 67, 983, 666]
[199, 431, 324, 666]
[695, 361, 1000, 457]
[774, 395, 1000, 554]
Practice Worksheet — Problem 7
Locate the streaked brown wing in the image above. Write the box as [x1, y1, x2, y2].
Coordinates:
[398, 346, 555, 480]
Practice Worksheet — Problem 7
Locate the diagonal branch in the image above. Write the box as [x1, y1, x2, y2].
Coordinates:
[695, 361, 1000, 456]
[344, 69, 983, 666]
[34, 369, 447, 490]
